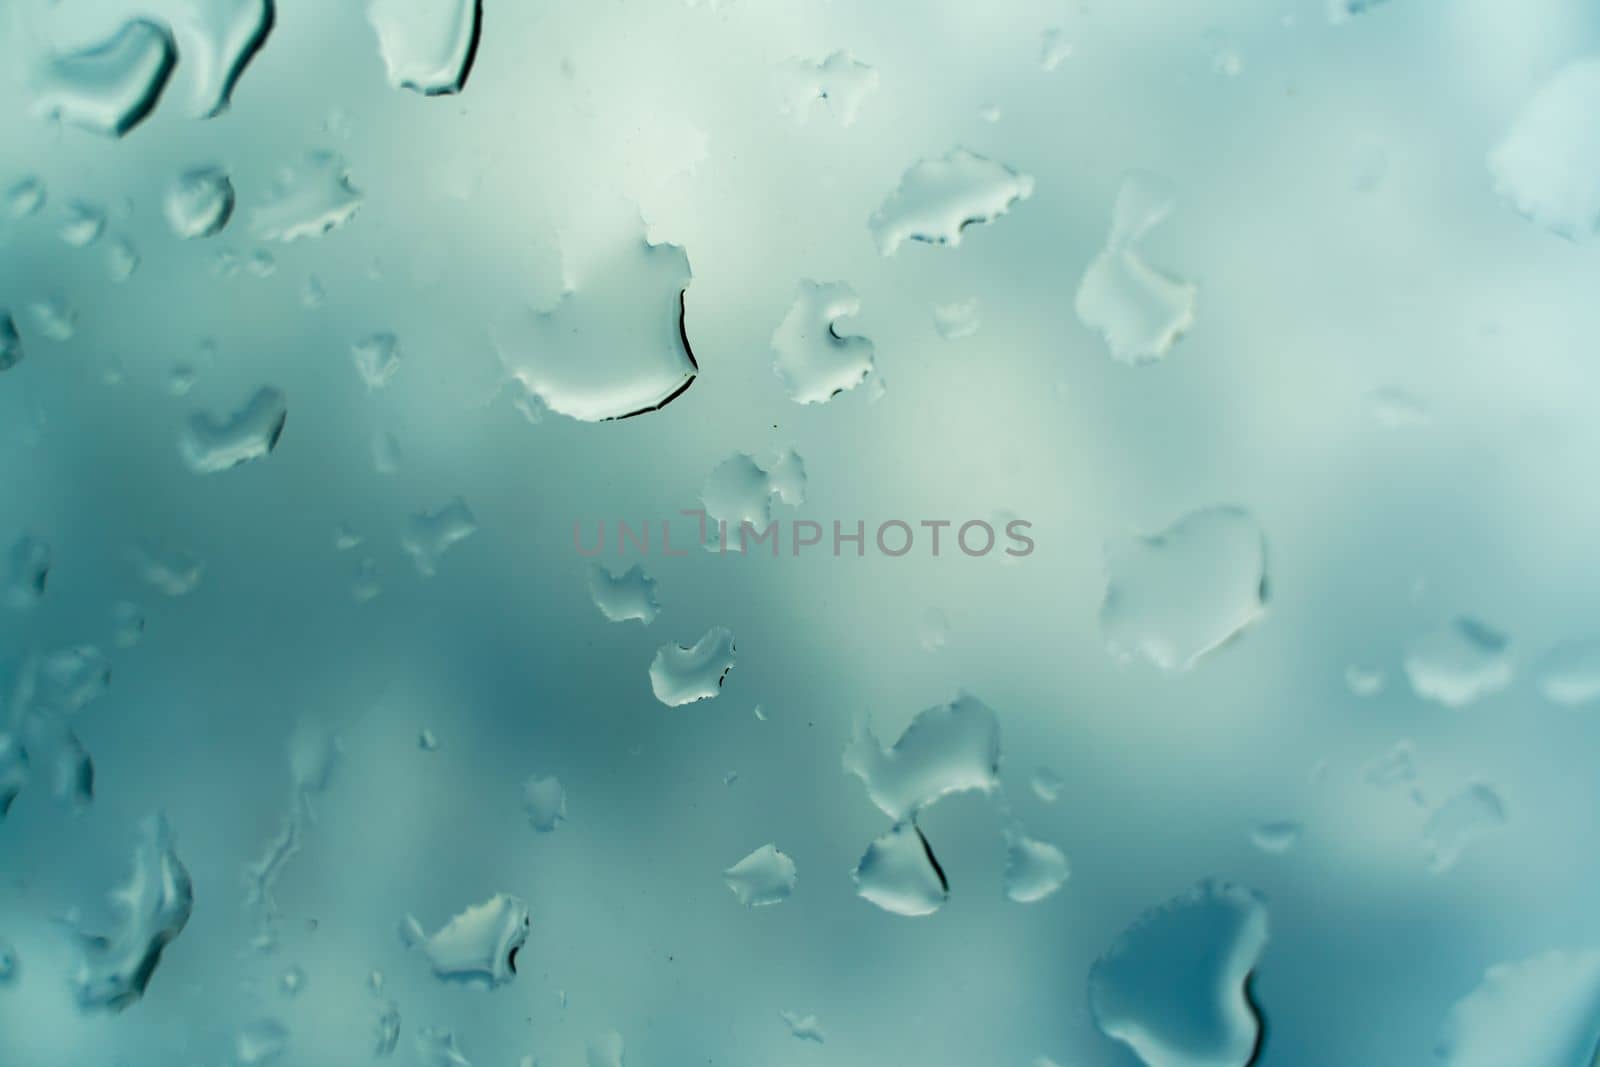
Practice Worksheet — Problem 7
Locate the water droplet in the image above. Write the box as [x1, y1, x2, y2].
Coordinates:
[22, 710, 93, 809]
[302, 275, 326, 307]
[781, 52, 877, 125]
[180, 386, 287, 473]
[1088, 880, 1269, 1067]
[31, 20, 177, 137]
[1364, 740, 1419, 791]
[401, 498, 478, 576]
[493, 214, 695, 422]
[236, 1019, 289, 1064]
[723, 844, 797, 907]
[649, 626, 736, 706]
[279, 966, 305, 995]
[721, 770, 738, 786]
[372, 428, 403, 474]
[931, 298, 980, 340]
[373, 1001, 401, 1056]
[352, 557, 382, 601]
[753, 704, 767, 721]
[131, 540, 204, 596]
[1437, 949, 1600, 1067]
[1404, 618, 1512, 708]
[417, 1027, 473, 1067]
[175, 0, 275, 117]
[843, 694, 1001, 822]
[1344, 664, 1385, 697]
[402, 893, 530, 988]
[6, 535, 50, 608]
[1488, 59, 1600, 239]
[586, 1032, 624, 1067]
[71, 814, 194, 1011]
[166, 166, 235, 238]
[368, 0, 483, 96]
[1424, 783, 1505, 874]
[417, 728, 439, 750]
[780, 1010, 824, 1043]
[110, 601, 145, 647]
[1327, 0, 1390, 22]
[853, 821, 948, 917]
[0, 941, 16, 983]
[252, 152, 363, 241]
[870, 148, 1034, 255]
[351, 332, 400, 387]
[588, 563, 660, 624]
[917, 607, 949, 651]
[1002, 831, 1069, 903]
[7, 177, 46, 217]
[1534, 639, 1600, 706]
[334, 523, 363, 551]
[1076, 172, 1197, 364]
[1040, 28, 1072, 71]
[59, 201, 106, 246]
[1366, 386, 1430, 427]
[29, 297, 77, 341]
[39, 645, 111, 713]
[0, 312, 21, 371]
[1101, 506, 1268, 672]
[0, 733, 26, 818]
[771, 281, 876, 404]
[106, 236, 140, 281]
[1250, 820, 1302, 854]
[522, 775, 566, 832]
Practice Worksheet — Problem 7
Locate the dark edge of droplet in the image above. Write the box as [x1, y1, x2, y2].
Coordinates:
[428, 0, 485, 96]
[1243, 969, 1268, 1067]
[506, 944, 519, 975]
[114, 21, 179, 137]
[264, 407, 288, 455]
[607, 288, 698, 421]
[913, 823, 948, 893]
[209, 0, 277, 118]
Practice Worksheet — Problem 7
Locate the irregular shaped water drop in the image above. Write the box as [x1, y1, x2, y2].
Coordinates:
[39, 645, 111, 714]
[771, 281, 876, 404]
[1327, 0, 1390, 22]
[1250, 820, 1302, 854]
[1003, 832, 1069, 903]
[493, 213, 696, 422]
[175, 0, 275, 117]
[1424, 784, 1505, 874]
[650, 627, 735, 706]
[1489, 59, 1600, 236]
[853, 821, 948, 917]
[372, 428, 403, 474]
[111, 601, 145, 647]
[373, 1000, 401, 1056]
[844, 694, 1001, 822]
[59, 202, 106, 247]
[1437, 949, 1600, 1067]
[368, 0, 483, 96]
[780, 1010, 824, 1043]
[1031, 766, 1063, 803]
[417, 728, 440, 750]
[0, 312, 21, 371]
[106, 237, 140, 281]
[522, 775, 566, 832]
[0, 941, 16, 983]
[587, 1032, 624, 1067]
[23, 710, 92, 809]
[1404, 618, 1512, 708]
[932, 298, 980, 340]
[587, 563, 660, 624]
[723, 844, 797, 907]
[352, 332, 400, 388]
[7, 535, 50, 607]
[29, 297, 77, 341]
[0, 733, 26, 818]
[165, 167, 235, 238]
[1040, 27, 1073, 70]
[401, 894, 530, 988]
[236, 1018, 289, 1064]
[781, 52, 877, 125]
[1100, 507, 1268, 672]
[1076, 172, 1197, 364]
[7, 177, 46, 217]
[1344, 664, 1385, 697]
[181, 387, 287, 473]
[279, 966, 305, 995]
[352, 557, 382, 601]
[252, 152, 363, 241]
[1088, 880, 1269, 1067]
[417, 1027, 473, 1067]
[31, 20, 177, 137]
[401, 498, 478, 576]
[132, 540, 203, 596]
[918, 607, 949, 651]
[71, 814, 194, 1011]
[1535, 639, 1600, 706]
[870, 148, 1034, 255]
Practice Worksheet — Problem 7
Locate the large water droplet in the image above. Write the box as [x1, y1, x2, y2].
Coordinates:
[180, 386, 287, 472]
[368, 0, 483, 96]
[1403, 618, 1512, 708]
[175, 0, 275, 117]
[844, 694, 1001, 822]
[165, 167, 236, 239]
[587, 563, 660, 624]
[853, 821, 948, 917]
[649, 626, 736, 706]
[723, 844, 797, 907]
[400, 498, 478, 576]
[402, 893, 530, 988]
[1437, 949, 1600, 1067]
[869, 148, 1034, 255]
[1076, 172, 1197, 364]
[71, 814, 194, 1011]
[1101, 507, 1267, 672]
[31, 20, 177, 137]
[1088, 880, 1269, 1067]
[252, 152, 363, 241]
[771, 281, 876, 404]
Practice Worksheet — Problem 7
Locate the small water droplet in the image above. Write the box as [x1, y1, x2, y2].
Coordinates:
[870, 149, 1034, 254]
[1344, 664, 1385, 697]
[917, 607, 949, 651]
[1250, 820, 1302, 854]
[7, 535, 50, 608]
[180, 386, 287, 473]
[0, 313, 21, 371]
[236, 1018, 289, 1064]
[586, 1032, 624, 1067]
[781, 52, 877, 125]
[351, 332, 400, 387]
[59, 201, 106, 246]
[401, 498, 478, 576]
[1534, 639, 1600, 706]
[587, 562, 660, 624]
[1002, 831, 1069, 903]
[853, 821, 948, 917]
[106, 236, 140, 281]
[1076, 172, 1197, 364]
[931, 298, 980, 340]
[402, 894, 530, 988]
[772, 281, 875, 403]
[373, 1001, 401, 1056]
[166, 166, 236, 238]
[779, 1010, 824, 1043]
[1030, 766, 1063, 803]
[650, 627, 736, 706]
[844, 694, 1001, 822]
[29, 297, 77, 341]
[1404, 618, 1512, 708]
[252, 152, 363, 241]
[522, 775, 566, 832]
[723, 844, 797, 907]
[417, 1027, 473, 1067]
[1040, 28, 1072, 71]
[279, 966, 305, 996]
[1424, 783, 1505, 874]
[7, 177, 46, 217]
